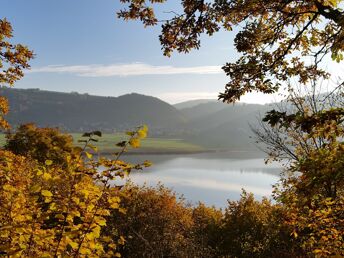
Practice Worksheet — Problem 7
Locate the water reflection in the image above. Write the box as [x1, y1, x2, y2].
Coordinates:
[119, 152, 282, 207]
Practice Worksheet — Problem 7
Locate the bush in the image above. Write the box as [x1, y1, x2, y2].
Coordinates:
[105, 183, 202, 258]
[0, 125, 149, 257]
[5, 123, 78, 167]
[218, 191, 302, 258]
[191, 203, 223, 256]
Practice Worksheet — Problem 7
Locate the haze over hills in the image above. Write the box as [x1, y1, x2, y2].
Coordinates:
[174, 99, 219, 109]
[177, 101, 272, 149]
[1, 87, 274, 151]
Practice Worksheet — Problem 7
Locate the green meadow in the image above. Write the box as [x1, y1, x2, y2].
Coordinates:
[0, 133, 204, 154]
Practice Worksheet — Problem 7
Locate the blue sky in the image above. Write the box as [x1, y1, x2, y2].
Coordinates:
[1, 0, 282, 104]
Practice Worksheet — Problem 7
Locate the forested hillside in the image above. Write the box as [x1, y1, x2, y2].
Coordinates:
[2, 88, 272, 150]
[178, 101, 272, 149]
[0, 87, 187, 135]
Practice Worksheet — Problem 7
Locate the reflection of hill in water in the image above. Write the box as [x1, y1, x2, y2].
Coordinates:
[120, 152, 282, 177]
[236, 167, 281, 176]
[123, 152, 281, 206]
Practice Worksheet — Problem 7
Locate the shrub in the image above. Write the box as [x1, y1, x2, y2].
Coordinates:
[191, 203, 223, 256]
[5, 123, 78, 167]
[0, 125, 149, 257]
[218, 191, 302, 258]
[105, 183, 201, 258]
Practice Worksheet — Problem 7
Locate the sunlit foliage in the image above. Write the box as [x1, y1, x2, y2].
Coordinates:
[219, 191, 302, 258]
[0, 125, 150, 257]
[191, 203, 223, 256]
[119, 0, 344, 102]
[0, 18, 33, 129]
[267, 108, 344, 256]
[105, 184, 301, 258]
[105, 183, 200, 258]
[119, 2, 344, 256]
[5, 123, 78, 167]
[252, 88, 344, 256]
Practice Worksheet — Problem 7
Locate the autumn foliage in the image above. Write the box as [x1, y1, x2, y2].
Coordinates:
[118, 0, 344, 102]
[0, 125, 150, 257]
[118, 1, 344, 256]
[1, 2, 344, 256]
[5, 123, 77, 167]
[0, 18, 33, 129]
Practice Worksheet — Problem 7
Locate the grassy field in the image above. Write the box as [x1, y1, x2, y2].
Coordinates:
[0, 133, 205, 154]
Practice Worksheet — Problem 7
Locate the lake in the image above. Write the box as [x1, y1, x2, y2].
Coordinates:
[121, 152, 282, 207]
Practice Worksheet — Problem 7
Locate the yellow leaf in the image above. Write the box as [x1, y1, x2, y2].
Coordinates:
[85, 151, 93, 159]
[45, 160, 53, 166]
[72, 196, 80, 204]
[31, 185, 41, 193]
[143, 160, 152, 167]
[110, 202, 119, 209]
[41, 190, 53, 197]
[129, 138, 140, 148]
[137, 127, 147, 138]
[42, 173, 52, 180]
[3, 185, 16, 192]
[95, 217, 106, 226]
[55, 214, 65, 220]
[79, 247, 91, 255]
[69, 241, 78, 250]
[118, 236, 125, 245]
[313, 249, 323, 254]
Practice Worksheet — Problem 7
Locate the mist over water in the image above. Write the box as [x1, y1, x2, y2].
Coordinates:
[122, 152, 281, 207]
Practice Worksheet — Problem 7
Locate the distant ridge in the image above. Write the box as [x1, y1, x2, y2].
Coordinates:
[180, 102, 272, 149]
[0, 87, 187, 135]
[1, 87, 275, 151]
[174, 99, 218, 109]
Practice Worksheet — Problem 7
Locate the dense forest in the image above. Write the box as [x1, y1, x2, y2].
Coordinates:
[1, 0, 344, 257]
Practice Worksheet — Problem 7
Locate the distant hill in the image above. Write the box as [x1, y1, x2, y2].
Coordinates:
[179, 102, 273, 150]
[174, 99, 218, 109]
[179, 101, 228, 120]
[0, 88, 187, 135]
[1, 88, 276, 151]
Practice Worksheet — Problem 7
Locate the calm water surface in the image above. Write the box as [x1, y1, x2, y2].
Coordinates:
[121, 152, 281, 207]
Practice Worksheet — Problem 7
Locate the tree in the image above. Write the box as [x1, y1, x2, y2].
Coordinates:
[4, 123, 79, 167]
[251, 84, 344, 256]
[119, 0, 344, 102]
[0, 18, 33, 129]
[118, 2, 344, 255]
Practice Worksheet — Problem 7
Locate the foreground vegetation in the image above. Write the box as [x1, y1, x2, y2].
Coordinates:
[0, 122, 342, 257]
[0, 124, 319, 257]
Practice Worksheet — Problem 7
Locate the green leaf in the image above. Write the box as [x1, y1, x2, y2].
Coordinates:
[126, 131, 135, 136]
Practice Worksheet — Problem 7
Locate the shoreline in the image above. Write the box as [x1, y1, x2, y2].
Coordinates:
[97, 149, 266, 158]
